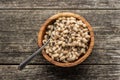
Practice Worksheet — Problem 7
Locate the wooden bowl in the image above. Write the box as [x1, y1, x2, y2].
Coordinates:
[38, 12, 94, 67]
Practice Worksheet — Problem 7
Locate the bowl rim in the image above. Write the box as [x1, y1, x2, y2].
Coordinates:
[38, 12, 94, 67]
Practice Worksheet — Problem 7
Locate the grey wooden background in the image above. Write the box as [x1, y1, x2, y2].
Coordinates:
[0, 0, 120, 80]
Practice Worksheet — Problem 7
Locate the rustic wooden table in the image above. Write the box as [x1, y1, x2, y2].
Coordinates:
[0, 0, 120, 80]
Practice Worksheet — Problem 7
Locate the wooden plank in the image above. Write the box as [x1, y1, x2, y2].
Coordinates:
[0, 49, 120, 64]
[0, 10, 119, 52]
[0, 10, 120, 64]
[0, 0, 119, 9]
[0, 65, 120, 80]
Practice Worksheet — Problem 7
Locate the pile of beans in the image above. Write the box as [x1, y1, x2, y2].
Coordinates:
[42, 17, 90, 62]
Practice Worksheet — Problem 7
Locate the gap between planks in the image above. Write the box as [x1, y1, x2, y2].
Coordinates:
[0, 8, 119, 10]
[1, 63, 120, 65]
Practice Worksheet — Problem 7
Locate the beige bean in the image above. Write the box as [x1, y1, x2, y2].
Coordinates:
[67, 17, 70, 20]
[63, 50, 68, 54]
[46, 31, 49, 35]
[67, 53, 76, 61]
[59, 23, 64, 27]
[73, 27, 78, 31]
[66, 20, 70, 25]
[78, 42, 82, 47]
[54, 50, 58, 53]
[56, 58, 60, 61]
[59, 53, 64, 57]
[66, 53, 71, 61]
[65, 53, 69, 58]
[74, 52, 80, 57]
[83, 28, 88, 32]
[71, 33, 76, 36]
[58, 17, 62, 20]
[45, 45, 49, 49]
[55, 31, 59, 35]
[76, 20, 82, 25]
[83, 23, 86, 27]
[58, 41, 63, 45]
[75, 24, 80, 28]
[56, 19, 60, 22]
[71, 54, 76, 60]
[63, 35, 68, 38]
[82, 38, 88, 43]
[80, 30, 83, 34]
[56, 47, 61, 52]
[69, 53, 72, 58]
[85, 35, 90, 39]
[44, 35, 48, 39]
[71, 36, 75, 39]
[46, 49, 49, 53]
[70, 17, 76, 20]
[60, 37, 65, 41]
[70, 20, 76, 23]
[62, 42, 66, 47]
[72, 48, 77, 52]
[55, 45, 59, 48]
[82, 33, 85, 37]
[52, 47, 57, 51]
[69, 38, 72, 42]
[52, 53, 59, 58]
[61, 19, 66, 23]
[57, 27, 61, 31]
[62, 60, 68, 63]
[80, 48, 86, 54]
[61, 17, 66, 20]
[80, 22, 84, 26]
[42, 40, 47, 44]
[48, 25, 51, 29]
[48, 48, 52, 52]
[67, 58, 71, 62]
[63, 30, 69, 33]
[84, 32, 89, 36]
[60, 56, 66, 61]
[48, 25, 53, 29]
[81, 43, 86, 48]
[48, 53, 52, 56]
[66, 43, 71, 46]
[51, 31, 55, 35]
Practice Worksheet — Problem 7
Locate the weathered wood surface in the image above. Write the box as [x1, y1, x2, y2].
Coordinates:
[0, 10, 120, 64]
[0, 0, 120, 80]
[0, 65, 120, 80]
[0, 0, 119, 9]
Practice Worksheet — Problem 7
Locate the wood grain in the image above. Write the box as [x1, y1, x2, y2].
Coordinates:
[0, 0, 119, 9]
[0, 65, 120, 80]
[0, 10, 120, 64]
